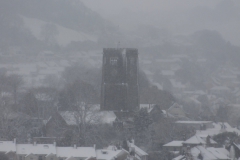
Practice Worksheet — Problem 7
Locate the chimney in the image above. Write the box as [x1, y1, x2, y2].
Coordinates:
[74, 144, 77, 149]
[93, 144, 96, 150]
[131, 139, 134, 145]
[13, 138, 16, 144]
[53, 141, 56, 146]
[33, 141, 37, 146]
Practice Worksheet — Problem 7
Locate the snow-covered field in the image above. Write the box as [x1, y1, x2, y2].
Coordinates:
[21, 16, 98, 46]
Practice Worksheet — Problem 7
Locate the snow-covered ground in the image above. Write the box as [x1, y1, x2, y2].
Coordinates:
[21, 16, 98, 46]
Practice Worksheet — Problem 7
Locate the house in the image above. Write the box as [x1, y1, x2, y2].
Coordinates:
[16, 143, 58, 160]
[0, 139, 17, 160]
[140, 104, 164, 121]
[190, 146, 230, 160]
[196, 122, 240, 136]
[160, 70, 175, 78]
[56, 146, 96, 160]
[175, 121, 213, 130]
[0, 140, 104, 160]
[163, 141, 184, 152]
[182, 135, 217, 148]
[162, 135, 217, 157]
[167, 103, 187, 119]
[172, 155, 185, 160]
[127, 140, 148, 160]
[173, 146, 230, 160]
[139, 104, 155, 113]
[0, 139, 132, 160]
[210, 86, 231, 97]
[228, 143, 240, 159]
[169, 79, 186, 95]
[96, 147, 129, 160]
[45, 106, 116, 137]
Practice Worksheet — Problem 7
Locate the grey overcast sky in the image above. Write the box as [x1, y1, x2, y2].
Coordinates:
[81, 0, 240, 46]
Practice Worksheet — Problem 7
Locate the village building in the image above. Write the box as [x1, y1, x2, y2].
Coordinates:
[0, 140, 136, 160]
[196, 122, 240, 136]
[162, 141, 184, 152]
[127, 140, 148, 160]
[45, 105, 116, 137]
[182, 135, 217, 148]
[175, 121, 214, 130]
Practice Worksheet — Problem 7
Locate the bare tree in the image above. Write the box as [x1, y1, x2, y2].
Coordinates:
[7, 74, 23, 105]
[73, 102, 101, 145]
[58, 80, 100, 146]
[0, 96, 29, 141]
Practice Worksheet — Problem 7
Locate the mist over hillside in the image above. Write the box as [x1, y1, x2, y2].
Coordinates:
[0, 0, 120, 55]
[2, 1, 240, 158]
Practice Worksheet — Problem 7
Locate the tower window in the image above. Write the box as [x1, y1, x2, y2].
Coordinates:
[110, 57, 118, 65]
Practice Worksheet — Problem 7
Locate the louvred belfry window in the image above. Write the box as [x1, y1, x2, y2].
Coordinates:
[110, 57, 118, 65]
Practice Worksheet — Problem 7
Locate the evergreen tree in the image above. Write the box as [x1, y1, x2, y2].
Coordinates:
[133, 108, 152, 144]
[0, 153, 8, 160]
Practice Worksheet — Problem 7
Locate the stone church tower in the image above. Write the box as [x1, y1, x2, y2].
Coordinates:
[100, 48, 139, 112]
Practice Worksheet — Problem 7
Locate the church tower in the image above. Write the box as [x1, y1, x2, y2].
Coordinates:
[101, 48, 139, 112]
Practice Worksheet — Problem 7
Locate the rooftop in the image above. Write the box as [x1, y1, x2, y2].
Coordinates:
[163, 141, 184, 147]
[176, 121, 212, 124]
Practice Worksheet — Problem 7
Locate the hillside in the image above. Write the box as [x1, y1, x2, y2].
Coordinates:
[0, 0, 118, 55]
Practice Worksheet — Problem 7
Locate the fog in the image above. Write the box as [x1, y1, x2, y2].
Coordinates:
[82, 0, 240, 46]
[1, 0, 240, 159]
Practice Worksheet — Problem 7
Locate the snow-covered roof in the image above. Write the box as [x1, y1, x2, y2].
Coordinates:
[57, 147, 96, 158]
[128, 143, 148, 156]
[98, 111, 116, 124]
[168, 103, 186, 118]
[191, 146, 230, 160]
[152, 82, 163, 90]
[185, 97, 201, 105]
[176, 121, 212, 124]
[65, 156, 76, 160]
[161, 110, 176, 118]
[59, 111, 86, 125]
[140, 104, 155, 113]
[0, 141, 16, 153]
[196, 122, 240, 136]
[191, 146, 215, 159]
[96, 149, 127, 160]
[1, 141, 97, 158]
[173, 155, 185, 160]
[183, 135, 206, 145]
[163, 141, 184, 147]
[16, 144, 56, 155]
[169, 79, 186, 89]
[207, 147, 230, 159]
[183, 135, 217, 145]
